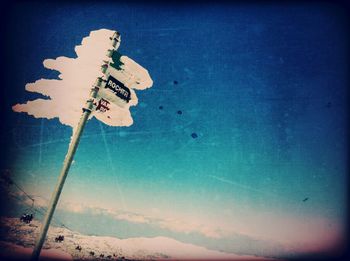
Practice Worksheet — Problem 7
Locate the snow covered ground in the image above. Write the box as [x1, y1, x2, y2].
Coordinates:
[0, 241, 72, 261]
[0, 217, 270, 260]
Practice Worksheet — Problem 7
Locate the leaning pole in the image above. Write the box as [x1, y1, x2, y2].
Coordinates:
[31, 32, 120, 261]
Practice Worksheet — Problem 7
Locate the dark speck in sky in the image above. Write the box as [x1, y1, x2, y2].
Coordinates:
[191, 133, 198, 139]
[173, 80, 178, 85]
[177, 110, 182, 115]
[159, 106, 163, 110]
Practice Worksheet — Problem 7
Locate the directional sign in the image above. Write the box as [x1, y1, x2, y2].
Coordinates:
[105, 75, 131, 103]
[95, 98, 110, 112]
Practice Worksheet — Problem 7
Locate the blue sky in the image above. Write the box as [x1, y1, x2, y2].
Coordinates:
[0, 1, 348, 259]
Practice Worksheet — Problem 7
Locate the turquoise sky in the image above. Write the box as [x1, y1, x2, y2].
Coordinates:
[1, 1, 348, 259]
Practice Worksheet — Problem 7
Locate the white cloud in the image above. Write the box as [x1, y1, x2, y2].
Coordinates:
[47, 198, 224, 239]
[56, 202, 226, 239]
[157, 218, 223, 239]
[114, 213, 149, 224]
[59, 201, 87, 214]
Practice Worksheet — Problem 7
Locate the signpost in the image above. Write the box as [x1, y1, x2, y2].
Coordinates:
[31, 32, 121, 261]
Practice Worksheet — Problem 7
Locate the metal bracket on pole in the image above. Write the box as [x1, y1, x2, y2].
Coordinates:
[31, 31, 120, 261]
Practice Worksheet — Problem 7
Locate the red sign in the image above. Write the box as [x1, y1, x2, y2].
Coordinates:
[96, 98, 110, 112]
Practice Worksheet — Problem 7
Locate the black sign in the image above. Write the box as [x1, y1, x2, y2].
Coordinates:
[105, 75, 131, 103]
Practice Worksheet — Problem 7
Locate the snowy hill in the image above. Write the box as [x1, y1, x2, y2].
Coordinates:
[0, 217, 269, 260]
